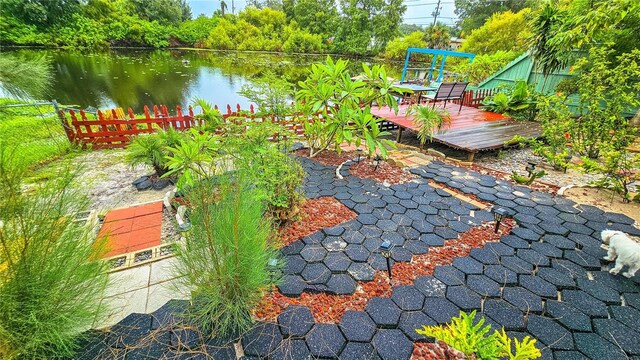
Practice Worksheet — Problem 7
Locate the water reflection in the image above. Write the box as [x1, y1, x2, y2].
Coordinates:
[6, 49, 401, 111]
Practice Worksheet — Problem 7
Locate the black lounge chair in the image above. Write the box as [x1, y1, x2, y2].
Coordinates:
[425, 82, 468, 111]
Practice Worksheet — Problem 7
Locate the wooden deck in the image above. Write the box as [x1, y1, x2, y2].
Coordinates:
[371, 104, 541, 161]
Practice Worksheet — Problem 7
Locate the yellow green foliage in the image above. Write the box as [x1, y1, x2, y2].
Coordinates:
[460, 9, 532, 55]
[382, 31, 427, 60]
[416, 311, 541, 360]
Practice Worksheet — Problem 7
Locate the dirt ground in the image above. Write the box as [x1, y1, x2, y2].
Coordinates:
[563, 187, 640, 224]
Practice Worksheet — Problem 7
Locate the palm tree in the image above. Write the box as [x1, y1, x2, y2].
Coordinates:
[220, 0, 227, 15]
[409, 105, 451, 148]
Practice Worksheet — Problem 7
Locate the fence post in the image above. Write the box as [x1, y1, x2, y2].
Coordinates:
[52, 100, 76, 144]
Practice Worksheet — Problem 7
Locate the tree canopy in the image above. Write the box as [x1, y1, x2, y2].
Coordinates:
[455, 0, 537, 35]
[459, 8, 532, 55]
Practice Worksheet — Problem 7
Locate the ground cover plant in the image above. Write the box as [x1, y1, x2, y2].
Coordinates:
[417, 311, 541, 360]
[0, 146, 109, 359]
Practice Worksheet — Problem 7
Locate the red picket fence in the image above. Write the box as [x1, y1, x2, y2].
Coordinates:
[58, 104, 307, 149]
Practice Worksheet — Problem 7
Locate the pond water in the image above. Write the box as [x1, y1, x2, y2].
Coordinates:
[7, 49, 402, 112]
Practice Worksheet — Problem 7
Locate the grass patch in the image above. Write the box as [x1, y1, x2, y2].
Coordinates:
[0, 98, 71, 168]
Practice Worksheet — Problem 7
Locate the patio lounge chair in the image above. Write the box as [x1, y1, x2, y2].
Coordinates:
[425, 82, 469, 111]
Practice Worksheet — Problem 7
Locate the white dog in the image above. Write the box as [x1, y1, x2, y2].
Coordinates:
[601, 229, 640, 278]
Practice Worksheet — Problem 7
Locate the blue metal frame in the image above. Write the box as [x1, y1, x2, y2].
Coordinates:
[401, 48, 475, 83]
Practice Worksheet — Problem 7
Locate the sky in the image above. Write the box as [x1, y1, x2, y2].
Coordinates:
[186, 0, 458, 27]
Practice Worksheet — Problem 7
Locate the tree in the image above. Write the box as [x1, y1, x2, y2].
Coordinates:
[454, 0, 536, 35]
[423, 23, 451, 49]
[246, 0, 284, 10]
[383, 31, 426, 60]
[399, 23, 423, 36]
[459, 8, 532, 55]
[131, 0, 191, 24]
[289, 0, 338, 38]
[0, 0, 80, 28]
[334, 0, 407, 55]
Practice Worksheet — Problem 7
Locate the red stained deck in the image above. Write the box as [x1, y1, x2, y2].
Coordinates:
[372, 104, 541, 160]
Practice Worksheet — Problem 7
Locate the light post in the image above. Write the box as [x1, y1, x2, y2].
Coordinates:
[356, 148, 364, 163]
[491, 207, 511, 234]
[379, 240, 394, 279]
[525, 161, 537, 177]
[373, 155, 383, 172]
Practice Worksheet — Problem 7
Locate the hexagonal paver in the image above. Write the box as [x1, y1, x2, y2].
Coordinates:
[277, 305, 315, 337]
[323, 252, 351, 272]
[268, 339, 310, 360]
[419, 234, 444, 246]
[301, 263, 331, 285]
[242, 323, 283, 358]
[576, 277, 622, 305]
[593, 318, 640, 355]
[305, 324, 346, 358]
[347, 262, 375, 281]
[373, 329, 414, 360]
[339, 342, 380, 360]
[469, 248, 500, 265]
[574, 333, 627, 360]
[283, 255, 306, 275]
[453, 257, 483, 275]
[109, 313, 153, 348]
[376, 219, 398, 232]
[446, 286, 482, 311]
[339, 310, 377, 342]
[519, 275, 558, 298]
[527, 315, 574, 351]
[467, 275, 501, 297]
[544, 300, 592, 332]
[516, 249, 550, 267]
[501, 256, 534, 274]
[561, 290, 609, 318]
[483, 299, 525, 330]
[365, 297, 402, 327]
[433, 266, 465, 286]
[537, 267, 576, 289]
[483, 265, 518, 286]
[503, 287, 543, 314]
[414, 276, 446, 297]
[322, 236, 348, 252]
[300, 245, 327, 263]
[404, 240, 429, 255]
[278, 275, 306, 296]
[423, 297, 461, 324]
[399, 311, 436, 342]
[611, 305, 640, 330]
[326, 274, 357, 295]
[391, 286, 425, 311]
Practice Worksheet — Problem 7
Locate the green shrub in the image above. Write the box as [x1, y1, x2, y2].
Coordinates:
[127, 127, 185, 177]
[283, 29, 323, 54]
[382, 31, 427, 60]
[175, 15, 217, 46]
[0, 146, 109, 359]
[417, 311, 541, 360]
[409, 106, 451, 146]
[481, 80, 539, 121]
[173, 175, 279, 338]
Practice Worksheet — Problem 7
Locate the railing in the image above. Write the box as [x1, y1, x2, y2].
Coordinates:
[58, 104, 307, 149]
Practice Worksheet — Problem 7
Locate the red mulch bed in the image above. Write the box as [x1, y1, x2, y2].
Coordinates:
[294, 148, 356, 166]
[277, 197, 357, 247]
[350, 159, 418, 184]
[254, 219, 516, 323]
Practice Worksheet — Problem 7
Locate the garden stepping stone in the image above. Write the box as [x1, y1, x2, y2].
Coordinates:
[453, 257, 484, 275]
[483, 299, 525, 330]
[574, 333, 628, 360]
[305, 324, 346, 358]
[611, 305, 640, 330]
[278, 275, 306, 296]
[503, 287, 543, 314]
[283, 255, 306, 275]
[372, 329, 414, 360]
[544, 300, 592, 332]
[300, 245, 326, 263]
[323, 252, 352, 272]
[277, 305, 315, 337]
[340, 310, 377, 342]
[398, 311, 436, 342]
[422, 297, 461, 324]
[301, 262, 331, 285]
[519, 275, 558, 298]
[242, 323, 283, 358]
[593, 318, 640, 355]
[483, 265, 518, 286]
[561, 290, 609, 318]
[366, 297, 402, 327]
[433, 265, 465, 286]
[446, 285, 482, 311]
[391, 286, 426, 311]
[347, 262, 375, 281]
[109, 313, 153, 348]
[340, 342, 381, 360]
[467, 274, 501, 297]
[268, 339, 311, 360]
[526, 315, 574, 350]
[326, 274, 357, 294]
[414, 276, 447, 297]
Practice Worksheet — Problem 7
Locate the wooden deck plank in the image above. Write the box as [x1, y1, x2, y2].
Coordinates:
[370, 104, 541, 153]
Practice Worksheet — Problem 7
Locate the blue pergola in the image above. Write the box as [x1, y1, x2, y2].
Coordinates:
[401, 48, 476, 84]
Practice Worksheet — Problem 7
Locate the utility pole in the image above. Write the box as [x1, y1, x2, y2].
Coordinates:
[432, 0, 441, 26]
[232, 0, 235, 14]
